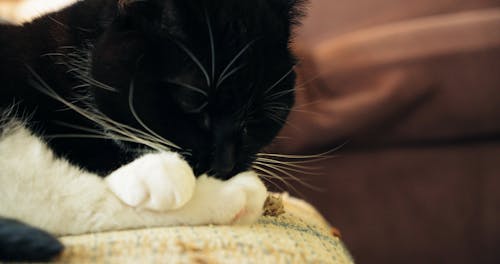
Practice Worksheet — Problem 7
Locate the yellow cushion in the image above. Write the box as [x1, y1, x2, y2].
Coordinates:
[55, 194, 353, 263]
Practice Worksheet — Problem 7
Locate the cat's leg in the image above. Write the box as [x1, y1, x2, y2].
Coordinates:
[0, 124, 267, 236]
[105, 152, 196, 211]
[0, 123, 120, 235]
[178, 172, 268, 225]
[95, 171, 268, 231]
[103, 150, 267, 224]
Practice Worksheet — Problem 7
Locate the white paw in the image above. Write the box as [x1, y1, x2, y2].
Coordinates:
[182, 171, 267, 225]
[105, 152, 196, 211]
[226, 171, 268, 224]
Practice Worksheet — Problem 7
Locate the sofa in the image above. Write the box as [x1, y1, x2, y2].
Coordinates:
[268, 1, 500, 263]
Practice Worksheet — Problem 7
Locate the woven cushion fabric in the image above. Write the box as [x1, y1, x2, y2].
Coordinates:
[54, 194, 353, 264]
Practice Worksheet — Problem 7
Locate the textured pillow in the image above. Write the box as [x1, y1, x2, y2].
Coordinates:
[54, 194, 353, 263]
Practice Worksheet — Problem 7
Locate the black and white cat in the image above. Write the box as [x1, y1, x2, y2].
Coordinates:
[0, 0, 303, 261]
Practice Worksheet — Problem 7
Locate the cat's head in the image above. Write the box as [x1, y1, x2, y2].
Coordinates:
[89, 0, 305, 179]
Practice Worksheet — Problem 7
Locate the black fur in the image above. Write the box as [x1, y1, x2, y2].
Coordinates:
[0, 218, 64, 262]
[0, 1, 303, 260]
[0, 0, 303, 178]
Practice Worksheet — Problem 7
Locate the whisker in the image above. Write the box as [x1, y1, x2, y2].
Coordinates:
[254, 161, 323, 191]
[268, 107, 322, 116]
[26, 66, 175, 152]
[263, 156, 332, 165]
[257, 142, 348, 159]
[254, 173, 287, 193]
[72, 84, 91, 89]
[217, 39, 257, 87]
[267, 87, 295, 101]
[47, 15, 69, 29]
[53, 121, 104, 135]
[165, 80, 208, 97]
[255, 157, 323, 170]
[266, 112, 285, 126]
[44, 49, 117, 92]
[216, 64, 245, 88]
[293, 67, 331, 90]
[264, 66, 295, 95]
[50, 123, 168, 153]
[274, 136, 292, 140]
[74, 74, 117, 92]
[171, 39, 211, 87]
[179, 151, 193, 157]
[205, 9, 215, 84]
[252, 164, 304, 196]
[129, 79, 181, 149]
[264, 110, 299, 131]
[254, 161, 323, 178]
[45, 133, 151, 145]
[186, 102, 209, 113]
[263, 102, 289, 108]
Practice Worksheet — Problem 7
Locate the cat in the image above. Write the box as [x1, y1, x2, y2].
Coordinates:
[0, 0, 304, 261]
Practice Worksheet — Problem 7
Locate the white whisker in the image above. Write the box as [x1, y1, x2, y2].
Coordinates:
[254, 161, 323, 191]
[264, 66, 295, 95]
[205, 9, 215, 84]
[254, 160, 323, 177]
[255, 157, 322, 170]
[252, 164, 303, 196]
[257, 142, 348, 159]
[26, 66, 180, 153]
[217, 39, 257, 88]
[254, 172, 287, 192]
[45, 47, 117, 92]
[216, 64, 245, 88]
[128, 79, 180, 149]
[267, 87, 295, 101]
[165, 80, 208, 97]
[171, 39, 211, 87]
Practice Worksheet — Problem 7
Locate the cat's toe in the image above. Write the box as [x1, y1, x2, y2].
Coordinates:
[227, 171, 268, 224]
[105, 169, 148, 207]
[106, 152, 196, 211]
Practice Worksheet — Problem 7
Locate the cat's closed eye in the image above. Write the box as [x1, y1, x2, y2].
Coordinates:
[164, 79, 208, 113]
[198, 113, 211, 130]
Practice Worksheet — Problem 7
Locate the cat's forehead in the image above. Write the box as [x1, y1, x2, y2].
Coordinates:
[160, 1, 287, 39]
[114, 0, 299, 114]
[119, 0, 300, 39]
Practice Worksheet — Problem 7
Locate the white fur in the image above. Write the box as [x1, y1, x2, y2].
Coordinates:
[0, 124, 268, 236]
[106, 152, 196, 211]
[0, 0, 80, 25]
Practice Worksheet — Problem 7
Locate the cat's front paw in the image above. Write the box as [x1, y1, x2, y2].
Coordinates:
[189, 171, 267, 225]
[105, 152, 196, 211]
[226, 171, 268, 224]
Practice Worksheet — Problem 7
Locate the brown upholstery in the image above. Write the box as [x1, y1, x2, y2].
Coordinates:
[55, 195, 354, 264]
[268, 1, 500, 263]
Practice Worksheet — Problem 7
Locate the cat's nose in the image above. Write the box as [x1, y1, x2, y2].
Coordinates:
[211, 144, 236, 178]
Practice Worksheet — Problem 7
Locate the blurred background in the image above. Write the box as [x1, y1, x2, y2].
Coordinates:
[267, 0, 500, 263]
[1, 0, 499, 263]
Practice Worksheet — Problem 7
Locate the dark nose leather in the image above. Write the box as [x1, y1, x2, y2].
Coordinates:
[210, 118, 239, 178]
[211, 143, 236, 177]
